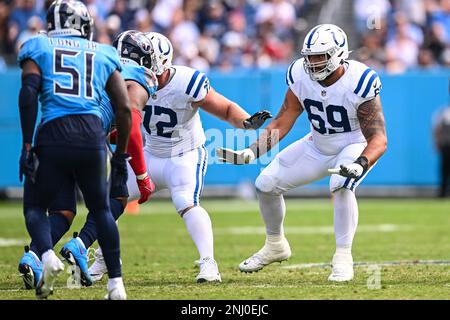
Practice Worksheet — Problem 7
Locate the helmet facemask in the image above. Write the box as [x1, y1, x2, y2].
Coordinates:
[303, 47, 342, 82]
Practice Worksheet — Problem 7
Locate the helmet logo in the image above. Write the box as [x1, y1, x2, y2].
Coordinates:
[158, 38, 171, 55]
[331, 31, 346, 48]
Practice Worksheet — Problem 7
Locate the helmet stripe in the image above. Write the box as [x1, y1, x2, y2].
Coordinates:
[54, 0, 62, 30]
[306, 25, 322, 49]
[116, 31, 129, 58]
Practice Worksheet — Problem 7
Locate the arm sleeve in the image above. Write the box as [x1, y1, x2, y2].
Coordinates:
[18, 73, 41, 144]
[127, 108, 147, 176]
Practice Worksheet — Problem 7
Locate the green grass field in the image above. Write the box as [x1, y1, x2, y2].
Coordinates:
[1, 198, 450, 300]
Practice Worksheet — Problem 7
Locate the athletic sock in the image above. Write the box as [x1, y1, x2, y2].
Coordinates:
[333, 188, 358, 248]
[92, 208, 121, 278]
[78, 198, 125, 249]
[182, 206, 214, 260]
[30, 212, 71, 256]
[256, 190, 286, 237]
[24, 207, 53, 258]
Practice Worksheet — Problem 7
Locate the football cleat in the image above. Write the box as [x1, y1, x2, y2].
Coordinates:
[18, 246, 43, 289]
[89, 247, 107, 282]
[196, 257, 222, 283]
[239, 237, 291, 273]
[60, 232, 92, 287]
[36, 250, 64, 299]
[105, 279, 127, 300]
[328, 252, 354, 282]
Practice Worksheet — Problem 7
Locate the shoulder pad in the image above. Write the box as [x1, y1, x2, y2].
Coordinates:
[352, 62, 382, 100]
[286, 58, 303, 86]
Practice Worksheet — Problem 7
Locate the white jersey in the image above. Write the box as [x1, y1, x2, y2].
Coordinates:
[142, 65, 209, 157]
[286, 58, 382, 155]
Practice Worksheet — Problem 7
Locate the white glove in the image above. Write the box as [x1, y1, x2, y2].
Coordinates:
[216, 147, 256, 165]
[328, 163, 364, 179]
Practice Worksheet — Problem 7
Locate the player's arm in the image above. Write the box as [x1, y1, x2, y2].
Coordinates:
[18, 59, 41, 182]
[331, 96, 387, 178]
[125, 80, 155, 203]
[217, 88, 303, 164]
[106, 70, 132, 188]
[106, 70, 132, 154]
[358, 95, 387, 165]
[193, 87, 272, 129]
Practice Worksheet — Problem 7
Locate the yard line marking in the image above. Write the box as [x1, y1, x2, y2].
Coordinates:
[282, 260, 450, 269]
[215, 224, 413, 235]
[0, 238, 27, 247]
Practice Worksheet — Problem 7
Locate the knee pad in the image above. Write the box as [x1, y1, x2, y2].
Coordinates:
[255, 174, 279, 195]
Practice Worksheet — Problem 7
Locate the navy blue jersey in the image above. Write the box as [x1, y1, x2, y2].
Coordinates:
[98, 63, 157, 132]
[18, 35, 121, 125]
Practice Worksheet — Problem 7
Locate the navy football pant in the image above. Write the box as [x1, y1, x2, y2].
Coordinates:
[23, 145, 122, 278]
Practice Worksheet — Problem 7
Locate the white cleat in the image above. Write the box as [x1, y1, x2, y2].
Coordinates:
[239, 237, 291, 273]
[89, 248, 107, 282]
[196, 257, 222, 283]
[105, 279, 127, 300]
[328, 252, 354, 282]
[36, 251, 65, 299]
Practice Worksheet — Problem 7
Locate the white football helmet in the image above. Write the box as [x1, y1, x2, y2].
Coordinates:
[143, 32, 173, 75]
[301, 24, 349, 81]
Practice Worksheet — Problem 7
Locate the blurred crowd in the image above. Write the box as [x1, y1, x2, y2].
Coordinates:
[354, 0, 450, 73]
[0, 0, 306, 72]
[0, 0, 449, 73]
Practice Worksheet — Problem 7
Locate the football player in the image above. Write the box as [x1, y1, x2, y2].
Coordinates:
[217, 24, 387, 281]
[17, 0, 132, 299]
[18, 30, 158, 293]
[88, 32, 272, 283]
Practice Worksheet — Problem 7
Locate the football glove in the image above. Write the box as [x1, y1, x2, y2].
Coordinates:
[216, 147, 256, 165]
[111, 153, 131, 190]
[136, 172, 155, 204]
[19, 146, 38, 183]
[243, 110, 272, 130]
[328, 156, 369, 179]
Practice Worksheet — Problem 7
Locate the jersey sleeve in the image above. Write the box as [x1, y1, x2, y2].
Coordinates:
[99, 44, 122, 80]
[352, 66, 382, 105]
[285, 58, 302, 87]
[121, 65, 157, 98]
[184, 69, 210, 102]
[17, 35, 46, 67]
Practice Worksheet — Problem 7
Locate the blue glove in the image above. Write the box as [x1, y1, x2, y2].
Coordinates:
[19, 147, 38, 183]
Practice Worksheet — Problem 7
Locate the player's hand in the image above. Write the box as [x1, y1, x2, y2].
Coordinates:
[216, 147, 256, 165]
[243, 110, 272, 130]
[328, 156, 369, 179]
[111, 153, 131, 188]
[19, 146, 38, 183]
[136, 172, 155, 204]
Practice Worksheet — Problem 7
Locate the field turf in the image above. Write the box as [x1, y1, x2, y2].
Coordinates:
[1, 198, 450, 300]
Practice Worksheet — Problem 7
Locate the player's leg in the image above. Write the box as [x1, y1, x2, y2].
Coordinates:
[165, 146, 220, 282]
[328, 142, 370, 282]
[20, 181, 76, 289]
[23, 146, 67, 298]
[88, 150, 165, 281]
[73, 145, 125, 299]
[240, 136, 331, 272]
[76, 143, 129, 251]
